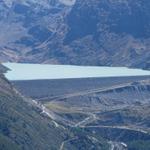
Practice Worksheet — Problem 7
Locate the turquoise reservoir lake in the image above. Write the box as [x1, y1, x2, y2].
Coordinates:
[3, 63, 150, 80]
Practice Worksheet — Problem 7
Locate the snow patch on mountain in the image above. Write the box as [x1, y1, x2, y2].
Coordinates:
[59, 0, 76, 6]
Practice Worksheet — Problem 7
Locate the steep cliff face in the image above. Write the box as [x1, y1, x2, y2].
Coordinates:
[0, 0, 150, 69]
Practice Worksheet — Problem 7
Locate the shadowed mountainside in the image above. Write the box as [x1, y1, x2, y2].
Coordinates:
[0, 0, 150, 69]
[0, 64, 70, 149]
[0, 64, 112, 150]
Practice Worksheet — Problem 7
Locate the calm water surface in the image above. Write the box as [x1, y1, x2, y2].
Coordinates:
[3, 63, 150, 80]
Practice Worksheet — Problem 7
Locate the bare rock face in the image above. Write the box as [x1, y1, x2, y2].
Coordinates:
[0, 0, 150, 69]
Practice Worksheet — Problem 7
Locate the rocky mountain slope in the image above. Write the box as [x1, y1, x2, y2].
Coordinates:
[42, 78, 150, 150]
[0, 0, 150, 69]
[0, 64, 112, 150]
[0, 64, 70, 149]
[1, 62, 150, 149]
[13, 75, 150, 149]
